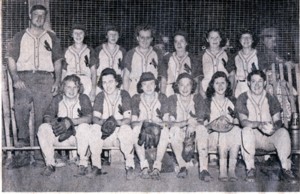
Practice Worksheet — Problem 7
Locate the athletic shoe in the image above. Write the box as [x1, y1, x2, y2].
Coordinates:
[199, 170, 212, 182]
[126, 167, 135, 180]
[281, 169, 297, 184]
[245, 168, 256, 182]
[41, 165, 55, 176]
[140, 167, 151, 179]
[177, 167, 188, 179]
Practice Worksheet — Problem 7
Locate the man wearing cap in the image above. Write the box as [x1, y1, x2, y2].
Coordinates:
[7, 5, 63, 147]
[123, 24, 164, 97]
[257, 27, 295, 70]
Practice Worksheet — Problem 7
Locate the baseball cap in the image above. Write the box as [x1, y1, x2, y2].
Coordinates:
[259, 27, 279, 37]
[139, 72, 156, 83]
[30, 5, 47, 14]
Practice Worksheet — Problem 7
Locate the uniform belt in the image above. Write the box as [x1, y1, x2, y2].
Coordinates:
[19, 70, 54, 75]
[237, 80, 246, 82]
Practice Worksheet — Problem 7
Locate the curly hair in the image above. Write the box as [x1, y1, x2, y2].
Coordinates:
[206, 71, 232, 99]
[134, 23, 155, 38]
[172, 73, 197, 94]
[137, 79, 160, 94]
[236, 28, 259, 49]
[60, 74, 84, 94]
[204, 28, 227, 48]
[247, 69, 266, 82]
[98, 68, 123, 90]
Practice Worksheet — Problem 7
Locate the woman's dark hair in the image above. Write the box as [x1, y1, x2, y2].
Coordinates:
[137, 79, 160, 94]
[172, 73, 197, 94]
[60, 74, 84, 94]
[247, 69, 266, 82]
[134, 23, 155, 38]
[204, 28, 227, 48]
[98, 68, 122, 89]
[236, 28, 259, 49]
[69, 23, 88, 44]
[206, 71, 232, 99]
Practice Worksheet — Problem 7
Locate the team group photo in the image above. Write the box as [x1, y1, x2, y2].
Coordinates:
[1, 0, 300, 192]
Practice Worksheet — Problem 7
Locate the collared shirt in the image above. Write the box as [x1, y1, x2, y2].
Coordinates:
[43, 93, 93, 120]
[162, 52, 202, 84]
[123, 46, 163, 80]
[168, 93, 206, 122]
[200, 49, 235, 91]
[8, 28, 63, 72]
[235, 90, 281, 122]
[235, 49, 259, 81]
[94, 43, 126, 76]
[131, 92, 168, 122]
[64, 45, 96, 78]
[93, 89, 132, 120]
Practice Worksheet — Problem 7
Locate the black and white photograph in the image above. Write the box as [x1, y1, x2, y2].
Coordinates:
[1, 0, 300, 192]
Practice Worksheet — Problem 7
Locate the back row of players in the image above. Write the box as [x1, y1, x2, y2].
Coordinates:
[7, 5, 297, 184]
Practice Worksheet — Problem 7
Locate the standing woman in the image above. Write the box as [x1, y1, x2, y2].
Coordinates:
[63, 23, 97, 101]
[160, 30, 202, 97]
[234, 29, 266, 97]
[94, 24, 126, 79]
[199, 28, 235, 97]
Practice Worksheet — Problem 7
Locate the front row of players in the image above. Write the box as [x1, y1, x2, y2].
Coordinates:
[37, 68, 297, 184]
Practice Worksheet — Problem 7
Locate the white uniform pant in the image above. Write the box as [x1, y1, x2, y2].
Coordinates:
[241, 127, 292, 170]
[170, 125, 241, 172]
[37, 123, 90, 167]
[133, 124, 170, 170]
[89, 124, 135, 169]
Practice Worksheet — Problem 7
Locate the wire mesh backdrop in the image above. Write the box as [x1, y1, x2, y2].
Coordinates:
[1, 0, 299, 63]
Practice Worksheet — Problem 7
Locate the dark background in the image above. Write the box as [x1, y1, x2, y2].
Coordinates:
[2, 0, 299, 63]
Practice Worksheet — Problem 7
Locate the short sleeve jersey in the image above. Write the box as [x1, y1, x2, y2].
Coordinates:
[168, 93, 206, 122]
[200, 49, 235, 91]
[44, 93, 92, 120]
[234, 49, 259, 81]
[93, 89, 131, 120]
[7, 28, 63, 72]
[64, 45, 96, 78]
[204, 96, 236, 123]
[94, 43, 126, 76]
[235, 90, 281, 122]
[123, 46, 163, 80]
[162, 52, 202, 84]
[131, 92, 168, 122]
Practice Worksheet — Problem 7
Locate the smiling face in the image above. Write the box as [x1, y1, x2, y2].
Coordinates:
[64, 80, 80, 100]
[137, 30, 153, 49]
[72, 29, 85, 44]
[178, 77, 193, 97]
[174, 35, 187, 52]
[141, 80, 156, 95]
[207, 31, 221, 49]
[240, 33, 253, 49]
[106, 30, 119, 44]
[102, 74, 118, 95]
[30, 9, 46, 28]
[249, 74, 266, 95]
[213, 77, 227, 96]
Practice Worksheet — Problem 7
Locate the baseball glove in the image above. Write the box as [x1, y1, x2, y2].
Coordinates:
[182, 131, 196, 162]
[138, 121, 163, 149]
[51, 117, 76, 142]
[101, 116, 118, 140]
[207, 115, 234, 133]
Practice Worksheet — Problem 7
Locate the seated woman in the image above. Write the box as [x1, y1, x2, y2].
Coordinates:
[205, 71, 241, 182]
[89, 68, 135, 179]
[131, 72, 169, 180]
[168, 73, 211, 181]
[37, 75, 92, 176]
